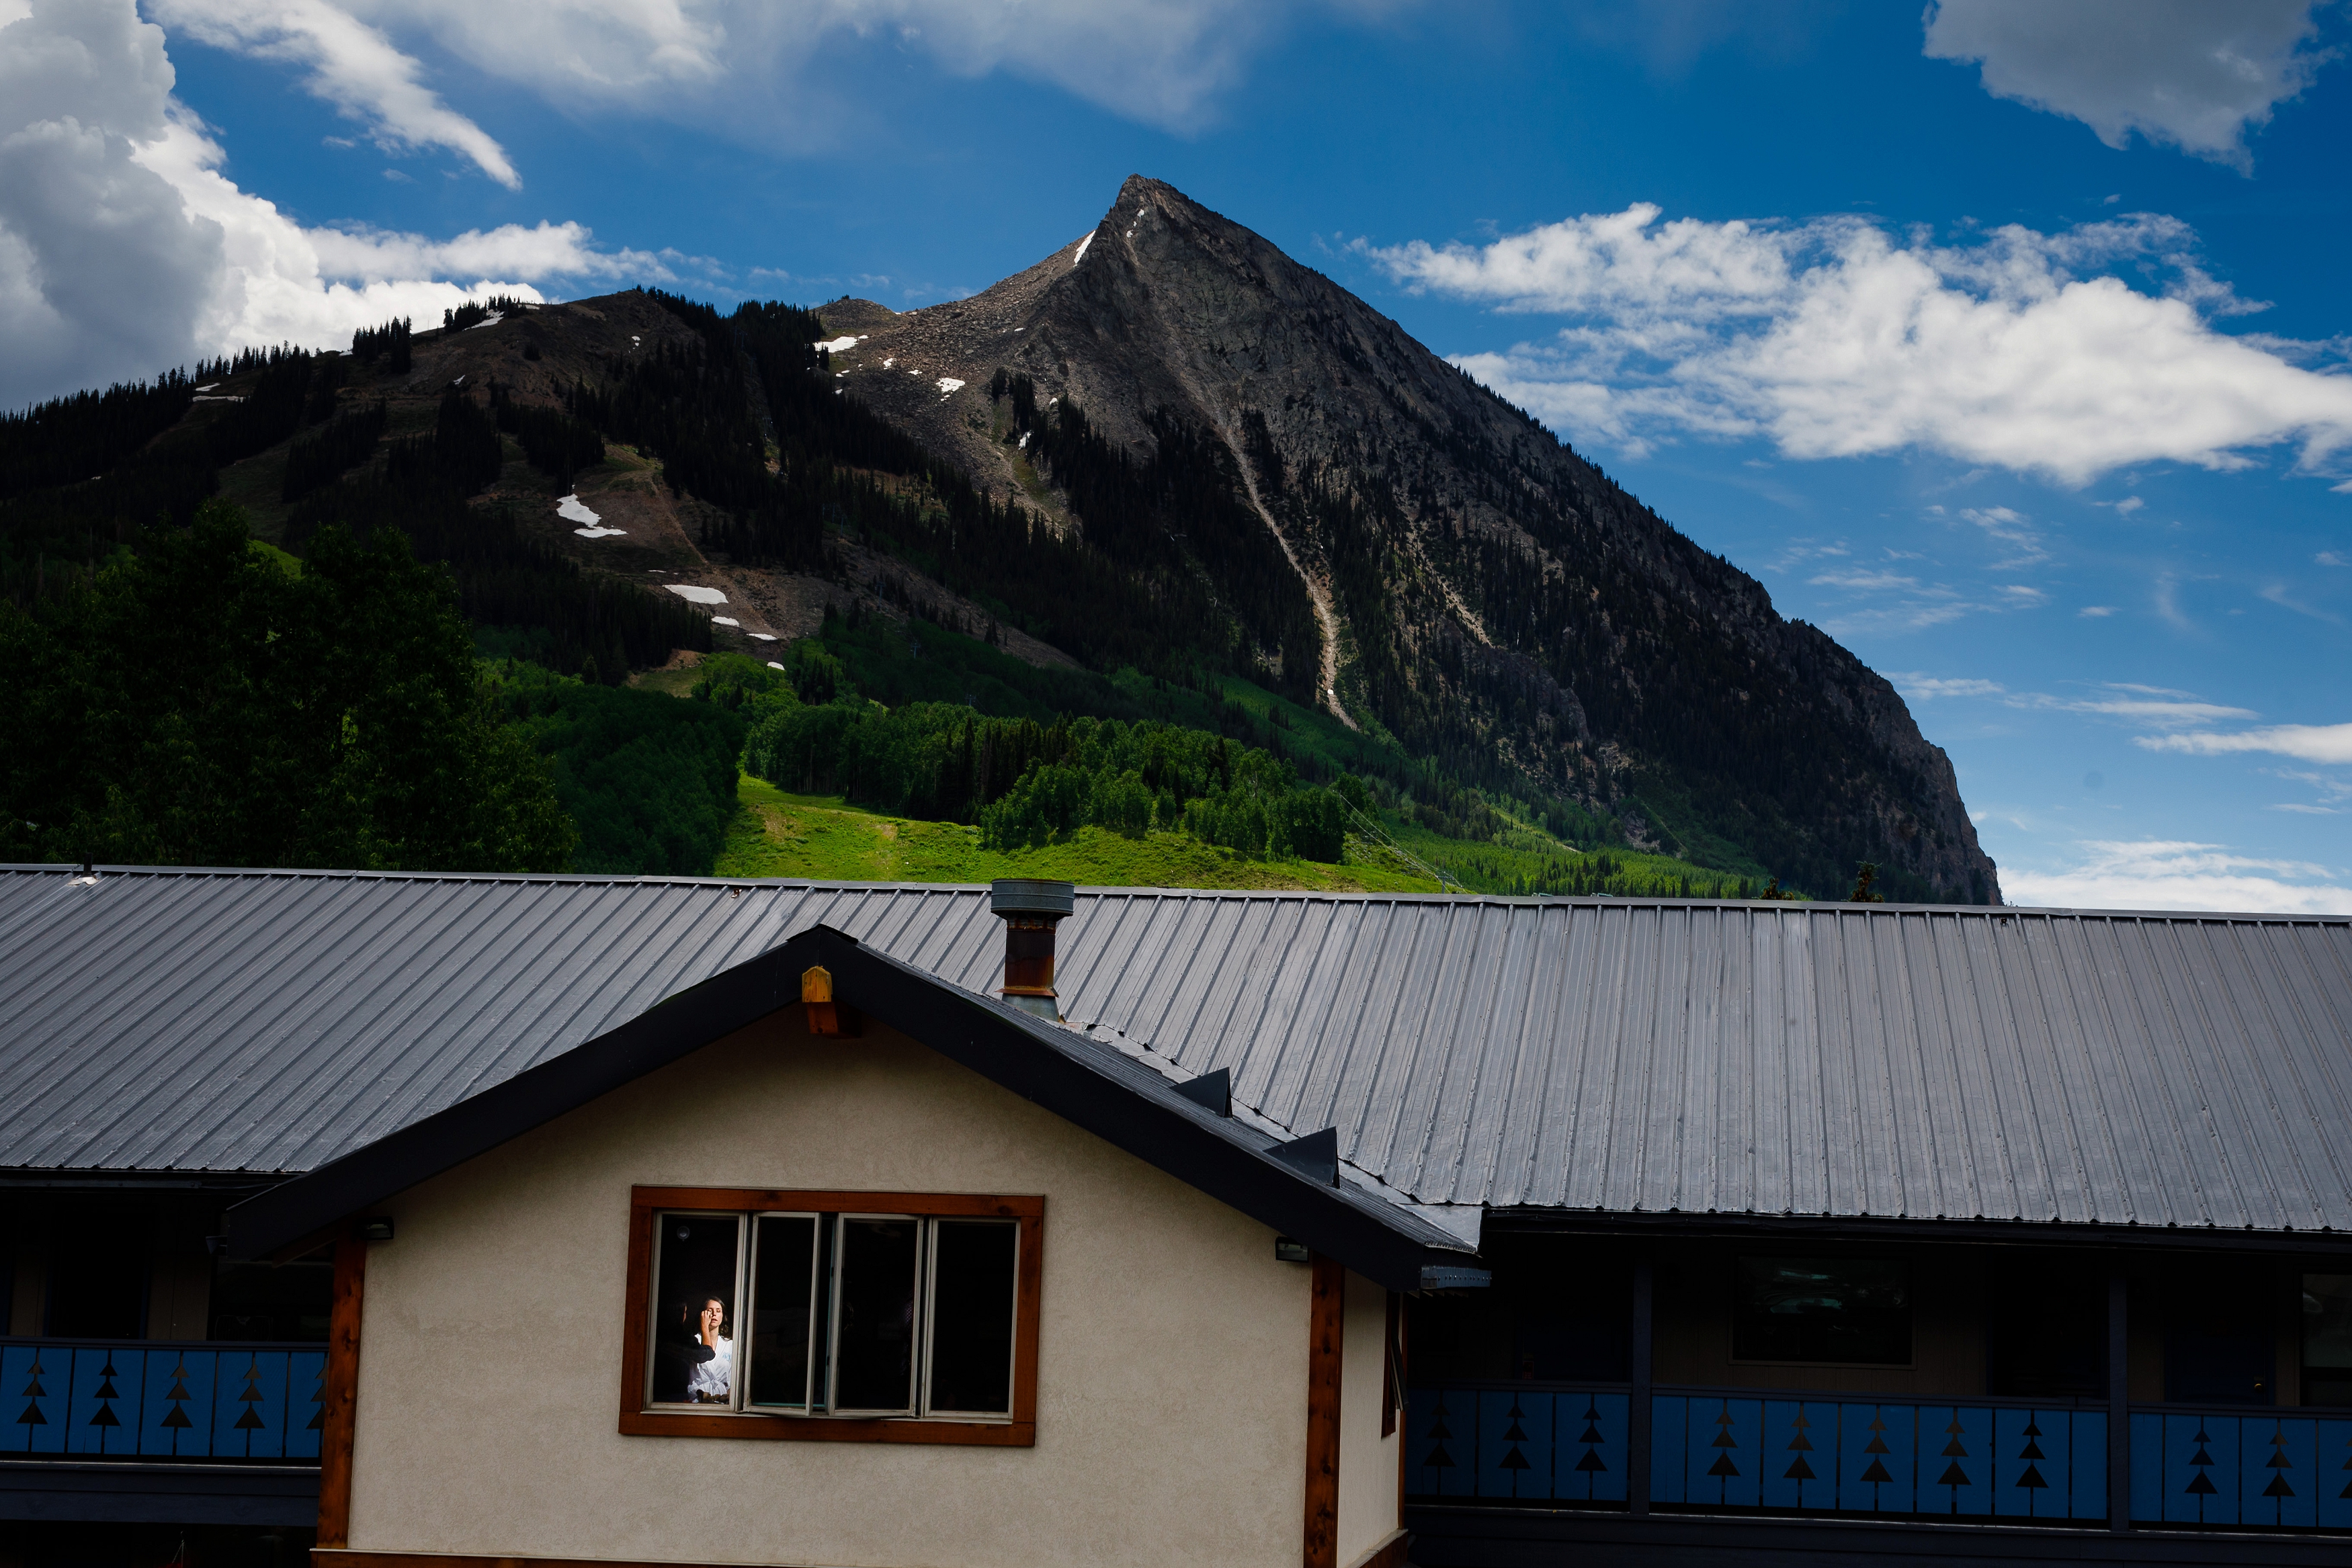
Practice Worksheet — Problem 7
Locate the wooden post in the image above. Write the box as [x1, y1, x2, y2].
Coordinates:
[318, 1229, 368, 1549]
[1628, 1252, 1654, 1516]
[1305, 1254, 1345, 1568]
[2108, 1266, 2130, 1535]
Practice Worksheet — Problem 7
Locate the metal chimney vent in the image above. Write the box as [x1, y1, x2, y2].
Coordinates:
[991, 879, 1075, 1021]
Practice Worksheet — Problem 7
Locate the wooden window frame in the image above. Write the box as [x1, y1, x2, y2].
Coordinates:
[620, 1186, 1042, 1446]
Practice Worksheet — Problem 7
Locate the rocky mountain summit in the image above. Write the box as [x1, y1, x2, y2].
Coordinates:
[816, 177, 1997, 902]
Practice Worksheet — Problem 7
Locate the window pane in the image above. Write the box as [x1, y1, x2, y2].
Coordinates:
[927, 1221, 1017, 1415]
[2306, 1274, 2352, 1406]
[1732, 1256, 1910, 1366]
[749, 1215, 818, 1409]
[1986, 1257, 2105, 1397]
[2165, 1273, 2273, 1405]
[649, 1213, 741, 1405]
[46, 1204, 150, 1338]
[833, 1217, 918, 1413]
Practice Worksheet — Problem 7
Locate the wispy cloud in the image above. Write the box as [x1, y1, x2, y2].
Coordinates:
[1808, 568, 1921, 593]
[1892, 675, 2257, 728]
[2002, 840, 2352, 915]
[2079, 605, 2118, 617]
[2140, 723, 2352, 765]
[2319, 551, 2348, 566]
[1363, 206, 2352, 484]
[1957, 505, 2050, 568]
[151, 0, 520, 187]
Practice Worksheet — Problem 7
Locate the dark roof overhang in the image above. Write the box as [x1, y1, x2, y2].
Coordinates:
[224, 926, 1468, 1291]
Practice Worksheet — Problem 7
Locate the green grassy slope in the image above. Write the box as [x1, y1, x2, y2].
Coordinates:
[713, 774, 1779, 898]
[714, 775, 1436, 890]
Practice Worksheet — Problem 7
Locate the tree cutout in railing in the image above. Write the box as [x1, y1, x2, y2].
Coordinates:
[1935, 1416, 1972, 1490]
[1707, 1401, 1742, 1478]
[1574, 1401, 1608, 1477]
[2184, 1424, 2219, 1516]
[2013, 1416, 2049, 1493]
[87, 1358, 122, 1432]
[1421, 1395, 1456, 1475]
[160, 1360, 194, 1434]
[15, 1356, 46, 1432]
[1857, 1413, 1896, 1487]
[2263, 1424, 2297, 1504]
[1497, 1398, 1534, 1491]
[1782, 1409, 1816, 1481]
[233, 1358, 268, 1436]
[306, 1360, 326, 1431]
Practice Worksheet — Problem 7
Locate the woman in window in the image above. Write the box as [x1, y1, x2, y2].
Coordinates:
[684, 1293, 732, 1403]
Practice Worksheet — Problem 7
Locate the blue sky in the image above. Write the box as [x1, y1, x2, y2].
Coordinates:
[5, 0, 2349, 910]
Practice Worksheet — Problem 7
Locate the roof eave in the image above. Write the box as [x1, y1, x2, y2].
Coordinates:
[224, 926, 1454, 1290]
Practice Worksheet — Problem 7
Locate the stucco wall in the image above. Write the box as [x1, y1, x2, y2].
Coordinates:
[1335, 1270, 1399, 1566]
[347, 1010, 1314, 1568]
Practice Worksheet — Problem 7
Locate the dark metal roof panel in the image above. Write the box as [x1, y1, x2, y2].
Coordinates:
[6, 867, 2352, 1236]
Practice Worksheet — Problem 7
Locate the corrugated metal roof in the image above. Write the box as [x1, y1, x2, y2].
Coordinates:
[5, 865, 2351, 1236]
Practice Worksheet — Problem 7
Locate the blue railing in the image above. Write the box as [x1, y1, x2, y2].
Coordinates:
[2130, 1408, 2352, 1530]
[1650, 1391, 2106, 1522]
[0, 1339, 325, 1464]
[1407, 1384, 1631, 1504]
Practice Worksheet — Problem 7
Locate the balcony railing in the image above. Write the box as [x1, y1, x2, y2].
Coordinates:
[1409, 1382, 2352, 1534]
[2130, 1407, 2352, 1530]
[0, 1338, 325, 1465]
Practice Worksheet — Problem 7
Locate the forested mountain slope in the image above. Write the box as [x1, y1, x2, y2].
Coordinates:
[810, 177, 1997, 903]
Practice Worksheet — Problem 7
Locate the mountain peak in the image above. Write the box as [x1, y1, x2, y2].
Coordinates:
[813, 191, 1999, 902]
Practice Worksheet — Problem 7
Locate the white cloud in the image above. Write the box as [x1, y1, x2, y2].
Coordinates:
[149, 0, 517, 187]
[1808, 568, 1919, 593]
[1888, 674, 2257, 728]
[2319, 551, 2349, 566]
[1367, 206, 2352, 485]
[2079, 605, 2118, 617]
[2141, 723, 2352, 765]
[2002, 839, 2352, 915]
[160, 0, 1353, 146]
[0, 0, 664, 408]
[1891, 674, 2006, 700]
[1923, 0, 2334, 172]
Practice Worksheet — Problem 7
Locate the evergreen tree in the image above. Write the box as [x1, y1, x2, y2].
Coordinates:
[0, 500, 575, 872]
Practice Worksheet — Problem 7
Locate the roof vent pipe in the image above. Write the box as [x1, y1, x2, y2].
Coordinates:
[991, 879, 1075, 1021]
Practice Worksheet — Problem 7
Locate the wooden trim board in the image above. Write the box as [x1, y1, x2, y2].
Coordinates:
[317, 1228, 367, 1547]
[1305, 1252, 1345, 1568]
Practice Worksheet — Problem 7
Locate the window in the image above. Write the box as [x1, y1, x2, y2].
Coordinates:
[46, 1203, 150, 1339]
[621, 1188, 1042, 1446]
[2164, 1272, 2273, 1405]
[1986, 1256, 2105, 1397]
[1731, 1256, 1910, 1366]
[2302, 1274, 2352, 1407]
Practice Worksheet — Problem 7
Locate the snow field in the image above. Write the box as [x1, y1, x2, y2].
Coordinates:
[663, 584, 728, 605]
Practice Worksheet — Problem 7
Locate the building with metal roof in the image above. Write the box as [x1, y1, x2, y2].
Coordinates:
[6, 863, 2352, 1566]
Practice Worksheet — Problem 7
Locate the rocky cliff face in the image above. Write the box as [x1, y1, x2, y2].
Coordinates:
[820, 177, 1998, 903]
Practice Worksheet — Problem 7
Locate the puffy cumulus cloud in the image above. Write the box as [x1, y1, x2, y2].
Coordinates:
[2140, 722, 2352, 765]
[149, 0, 518, 187]
[0, 0, 222, 401]
[148, 0, 1369, 144]
[1923, 0, 2334, 172]
[2001, 840, 2352, 915]
[0, 0, 660, 408]
[1367, 206, 2352, 484]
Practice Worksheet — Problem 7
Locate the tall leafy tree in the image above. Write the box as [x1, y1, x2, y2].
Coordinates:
[0, 500, 575, 872]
